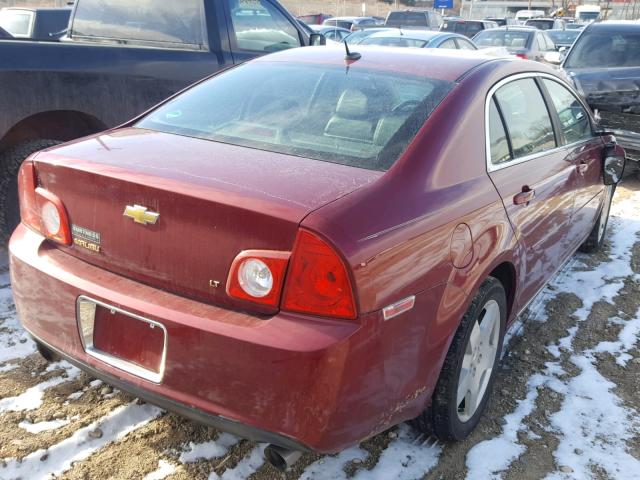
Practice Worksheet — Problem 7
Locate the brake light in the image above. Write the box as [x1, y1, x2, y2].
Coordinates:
[227, 250, 290, 307]
[17, 160, 40, 232]
[17, 161, 71, 245]
[282, 230, 356, 320]
[514, 53, 527, 60]
[35, 188, 71, 245]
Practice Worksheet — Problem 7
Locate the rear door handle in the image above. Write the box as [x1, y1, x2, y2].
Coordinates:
[513, 187, 535, 205]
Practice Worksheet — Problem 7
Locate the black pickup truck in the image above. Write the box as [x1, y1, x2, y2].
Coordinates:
[0, 0, 322, 237]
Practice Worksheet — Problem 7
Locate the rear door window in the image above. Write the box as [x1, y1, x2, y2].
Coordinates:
[493, 78, 556, 159]
[0, 9, 34, 37]
[71, 0, 205, 47]
[542, 79, 592, 144]
[228, 0, 301, 52]
[488, 99, 511, 165]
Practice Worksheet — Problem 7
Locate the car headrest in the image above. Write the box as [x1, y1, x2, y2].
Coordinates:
[335, 89, 369, 119]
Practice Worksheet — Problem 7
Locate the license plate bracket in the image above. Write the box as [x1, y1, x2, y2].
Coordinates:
[76, 296, 167, 383]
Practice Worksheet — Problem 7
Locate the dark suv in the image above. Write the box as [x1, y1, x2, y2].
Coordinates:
[560, 21, 640, 164]
[441, 19, 498, 38]
[384, 9, 443, 30]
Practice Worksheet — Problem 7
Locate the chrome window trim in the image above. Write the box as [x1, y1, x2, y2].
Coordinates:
[76, 295, 168, 384]
[485, 72, 595, 173]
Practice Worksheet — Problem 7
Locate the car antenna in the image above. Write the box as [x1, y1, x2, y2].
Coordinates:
[344, 39, 361, 61]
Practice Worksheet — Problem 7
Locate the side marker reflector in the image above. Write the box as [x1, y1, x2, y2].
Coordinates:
[383, 296, 416, 321]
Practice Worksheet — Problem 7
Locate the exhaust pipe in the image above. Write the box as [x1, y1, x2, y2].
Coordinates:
[264, 444, 302, 471]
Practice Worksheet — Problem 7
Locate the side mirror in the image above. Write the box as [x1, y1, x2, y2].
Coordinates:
[601, 135, 626, 185]
[544, 51, 562, 65]
[309, 33, 326, 46]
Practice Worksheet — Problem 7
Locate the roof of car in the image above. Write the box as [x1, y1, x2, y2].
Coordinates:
[485, 26, 537, 32]
[365, 30, 448, 41]
[309, 25, 351, 32]
[587, 20, 640, 30]
[252, 45, 504, 82]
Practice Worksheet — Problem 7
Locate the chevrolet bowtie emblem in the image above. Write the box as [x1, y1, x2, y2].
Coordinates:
[123, 205, 160, 225]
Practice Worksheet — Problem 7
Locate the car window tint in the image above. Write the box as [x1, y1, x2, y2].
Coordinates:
[138, 62, 454, 171]
[474, 30, 530, 49]
[565, 31, 640, 68]
[386, 12, 427, 28]
[229, 0, 301, 52]
[465, 23, 483, 37]
[543, 79, 592, 144]
[494, 79, 556, 159]
[72, 0, 205, 45]
[489, 99, 511, 165]
[439, 38, 457, 49]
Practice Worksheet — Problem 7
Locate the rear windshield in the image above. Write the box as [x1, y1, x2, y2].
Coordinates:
[546, 30, 579, 45]
[474, 30, 531, 49]
[360, 36, 428, 48]
[71, 0, 205, 46]
[137, 63, 453, 171]
[564, 31, 640, 68]
[386, 12, 427, 27]
[0, 10, 33, 37]
[441, 21, 483, 36]
[525, 19, 553, 30]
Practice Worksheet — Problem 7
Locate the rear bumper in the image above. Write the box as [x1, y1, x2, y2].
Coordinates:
[9, 225, 444, 453]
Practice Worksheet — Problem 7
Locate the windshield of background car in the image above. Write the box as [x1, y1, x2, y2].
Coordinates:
[565, 31, 640, 68]
[547, 30, 579, 45]
[0, 10, 33, 37]
[360, 36, 428, 48]
[442, 21, 482, 37]
[386, 12, 426, 27]
[71, 0, 205, 46]
[137, 62, 454, 171]
[474, 30, 531, 49]
[526, 20, 553, 30]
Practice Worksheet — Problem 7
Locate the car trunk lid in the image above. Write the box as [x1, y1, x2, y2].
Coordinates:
[33, 128, 382, 313]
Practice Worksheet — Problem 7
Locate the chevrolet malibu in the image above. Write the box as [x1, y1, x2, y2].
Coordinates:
[9, 47, 625, 468]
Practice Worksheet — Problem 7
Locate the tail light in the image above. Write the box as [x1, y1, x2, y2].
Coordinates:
[17, 160, 71, 245]
[514, 53, 527, 60]
[227, 250, 290, 307]
[282, 230, 356, 320]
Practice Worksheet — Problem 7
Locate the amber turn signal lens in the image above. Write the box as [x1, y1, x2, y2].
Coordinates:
[282, 230, 356, 320]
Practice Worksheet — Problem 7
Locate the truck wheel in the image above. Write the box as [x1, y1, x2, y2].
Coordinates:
[413, 277, 506, 441]
[0, 139, 61, 240]
[579, 184, 614, 254]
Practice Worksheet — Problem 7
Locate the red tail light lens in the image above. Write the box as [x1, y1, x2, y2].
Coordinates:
[35, 188, 71, 245]
[17, 160, 40, 232]
[227, 250, 290, 307]
[514, 53, 527, 60]
[282, 230, 356, 320]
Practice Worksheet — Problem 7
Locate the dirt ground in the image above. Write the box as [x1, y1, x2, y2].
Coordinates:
[1, 175, 639, 480]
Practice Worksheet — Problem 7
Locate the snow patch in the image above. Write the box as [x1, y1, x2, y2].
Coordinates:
[301, 446, 369, 480]
[19, 418, 71, 434]
[209, 444, 266, 480]
[179, 433, 239, 463]
[144, 459, 177, 480]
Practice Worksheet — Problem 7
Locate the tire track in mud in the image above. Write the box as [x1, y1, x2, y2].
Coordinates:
[1, 180, 639, 480]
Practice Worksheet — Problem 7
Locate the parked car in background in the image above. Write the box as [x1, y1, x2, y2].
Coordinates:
[0, 7, 71, 40]
[525, 18, 566, 30]
[575, 5, 601, 23]
[546, 29, 581, 50]
[560, 21, 640, 164]
[0, 25, 12, 39]
[473, 27, 556, 63]
[484, 17, 518, 27]
[323, 16, 382, 32]
[298, 13, 332, 25]
[0, 0, 323, 238]
[360, 30, 477, 50]
[309, 25, 351, 43]
[11, 46, 625, 470]
[441, 19, 498, 38]
[565, 23, 587, 30]
[384, 9, 443, 30]
[344, 27, 395, 44]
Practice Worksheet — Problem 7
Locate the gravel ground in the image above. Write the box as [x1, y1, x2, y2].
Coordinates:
[1, 176, 639, 480]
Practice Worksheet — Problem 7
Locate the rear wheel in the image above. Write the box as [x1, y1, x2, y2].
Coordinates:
[579, 184, 614, 253]
[414, 277, 506, 440]
[0, 139, 61, 240]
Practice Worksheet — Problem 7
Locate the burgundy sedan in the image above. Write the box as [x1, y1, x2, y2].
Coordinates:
[9, 47, 625, 466]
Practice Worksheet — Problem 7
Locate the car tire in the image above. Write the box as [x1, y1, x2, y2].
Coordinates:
[579, 184, 614, 254]
[414, 277, 506, 441]
[0, 139, 61, 240]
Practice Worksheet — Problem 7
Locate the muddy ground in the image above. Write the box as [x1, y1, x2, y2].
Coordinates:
[1, 176, 639, 480]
